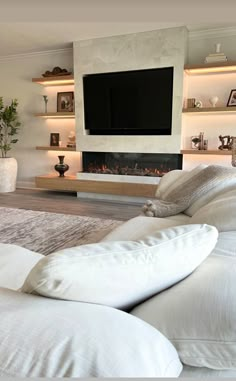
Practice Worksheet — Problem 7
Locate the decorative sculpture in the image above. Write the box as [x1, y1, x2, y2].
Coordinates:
[218, 135, 233, 150]
[42, 67, 71, 77]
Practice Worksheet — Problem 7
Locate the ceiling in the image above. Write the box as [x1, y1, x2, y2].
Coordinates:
[0, 0, 236, 57]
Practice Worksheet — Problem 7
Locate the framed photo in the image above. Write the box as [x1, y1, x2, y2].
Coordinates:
[57, 91, 74, 112]
[227, 89, 236, 106]
[191, 135, 201, 150]
[50, 133, 60, 146]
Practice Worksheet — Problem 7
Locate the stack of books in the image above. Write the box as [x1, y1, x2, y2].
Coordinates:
[205, 52, 228, 63]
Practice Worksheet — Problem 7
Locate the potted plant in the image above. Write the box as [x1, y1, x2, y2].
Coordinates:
[0, 98, 21, 192]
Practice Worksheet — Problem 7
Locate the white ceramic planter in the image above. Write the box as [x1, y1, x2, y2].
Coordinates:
[0, 157, 17, 192]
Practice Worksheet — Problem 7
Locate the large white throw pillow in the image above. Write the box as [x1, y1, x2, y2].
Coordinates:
[0, 288, 182, 377]
[131, 252, 236, 370]
[22, 224, 218, 310]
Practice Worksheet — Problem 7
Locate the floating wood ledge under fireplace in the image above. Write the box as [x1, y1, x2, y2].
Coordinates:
[35, 175, 157, 198]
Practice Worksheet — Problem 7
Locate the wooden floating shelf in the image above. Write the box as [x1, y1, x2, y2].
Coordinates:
[182, 107, 236, 114]
[34, 112, 75, 119]
[184, 61, 236, 75]
[36, 146, 76, 151]
[32, 75, 74, 86]
[181, 150, 232, 155]
[35, 175, 157, 197]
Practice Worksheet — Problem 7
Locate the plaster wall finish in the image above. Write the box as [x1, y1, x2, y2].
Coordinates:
[73, 27, 188, 155]
[0, 50, 80, 188]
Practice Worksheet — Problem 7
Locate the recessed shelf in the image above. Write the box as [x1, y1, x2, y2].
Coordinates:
[181, 150, 232, 155]
[34, 112, 75, 119]
[32, 75, 74, 86]
[36, 146, 76, 151]
[184, 61, 236, 75]
[182, 107, 236, 114]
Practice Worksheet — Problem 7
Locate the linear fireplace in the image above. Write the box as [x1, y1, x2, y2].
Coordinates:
[81, 152, 182, 178]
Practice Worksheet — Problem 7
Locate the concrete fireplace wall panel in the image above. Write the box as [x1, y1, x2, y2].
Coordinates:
[73, 27, 188, 154]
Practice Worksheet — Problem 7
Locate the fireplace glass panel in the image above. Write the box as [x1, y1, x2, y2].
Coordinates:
[82, 152, 182, 177]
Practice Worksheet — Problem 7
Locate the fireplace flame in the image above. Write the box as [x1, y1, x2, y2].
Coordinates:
[86, 162, 170, 177]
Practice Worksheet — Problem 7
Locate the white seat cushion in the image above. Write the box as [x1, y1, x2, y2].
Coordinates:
[22, 224, 218, 310]
[0, 288, 182, 377]
[0, 244, 43, 290]
[131, 233, 236, 370]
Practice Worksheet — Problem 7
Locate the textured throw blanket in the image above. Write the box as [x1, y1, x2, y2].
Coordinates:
[142, 165, 236, 217]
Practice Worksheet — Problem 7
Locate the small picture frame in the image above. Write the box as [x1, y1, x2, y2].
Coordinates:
[57, 91, 74, 112]
[191, 135, 201, 150]
[227, 89, 236, 107]
[50, 133, 60, 146]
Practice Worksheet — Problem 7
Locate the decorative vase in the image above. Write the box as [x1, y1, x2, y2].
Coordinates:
[54, 156, 69, 177]
[0, 157, 18, 192]
[209, 96, 219, 107]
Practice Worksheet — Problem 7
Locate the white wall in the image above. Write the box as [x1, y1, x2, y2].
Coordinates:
[73, 27, 188, 155]
[0, 49, 81, 188]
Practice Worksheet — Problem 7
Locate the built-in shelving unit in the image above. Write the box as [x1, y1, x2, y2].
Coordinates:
[181, 150, 232, 155]
[35, 112, 75, 119]
[182, 61, 236, 159]
[33, 73, 77, 191]
[36, 146, 76, 152]
[32, 75, 74, 86]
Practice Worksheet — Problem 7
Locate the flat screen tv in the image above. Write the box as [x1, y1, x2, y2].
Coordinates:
[83, 67, 174, 135]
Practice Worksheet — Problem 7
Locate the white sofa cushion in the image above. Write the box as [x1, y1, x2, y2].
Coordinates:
[22, 224, 218, 310]
[0, 244, 43, 290]
[131, 233, 236, 370]
[101, 215, 190, 242]
[191, 189, 236, 232]
[0, 288, 182, 377]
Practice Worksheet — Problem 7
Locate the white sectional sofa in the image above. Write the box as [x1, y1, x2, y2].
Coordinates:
[0, 165, 236, 377]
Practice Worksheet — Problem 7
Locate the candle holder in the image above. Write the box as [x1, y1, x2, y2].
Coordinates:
[42, 95, 48, 113]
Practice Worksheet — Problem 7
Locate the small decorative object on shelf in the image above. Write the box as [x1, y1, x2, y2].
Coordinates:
[199, 132, 204, 150]
[218, 135, 233, 150]
[42, 95, 48, 113]
[204, 43, 227, 63]
[209, 96, 219, 107]
[54, 155, 69, 177]
[191, 136, 201, 149]
[67, 130, 76, 148]
[231, 137, 236, 167]
[203, 140, 208, 150]
[227, 89, 236, 107]
[191, 132, 205, 150]
[57, 92, 74, 112]
[42, 67, 72, 77]
[195, 100, 203, 108]
[187, 98, 196, 108]
[50, 133, 60, 146]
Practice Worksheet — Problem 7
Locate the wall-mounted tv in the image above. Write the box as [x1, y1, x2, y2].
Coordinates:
[83, 67, 174, 135]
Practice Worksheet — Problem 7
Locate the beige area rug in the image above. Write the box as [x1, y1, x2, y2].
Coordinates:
[0, 207, 122, 255]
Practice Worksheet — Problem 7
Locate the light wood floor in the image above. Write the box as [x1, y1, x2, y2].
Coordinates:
[0, 188, 142, 221]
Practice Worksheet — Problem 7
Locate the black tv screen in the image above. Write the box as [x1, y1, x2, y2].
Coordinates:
[83, 67, 173, 135]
